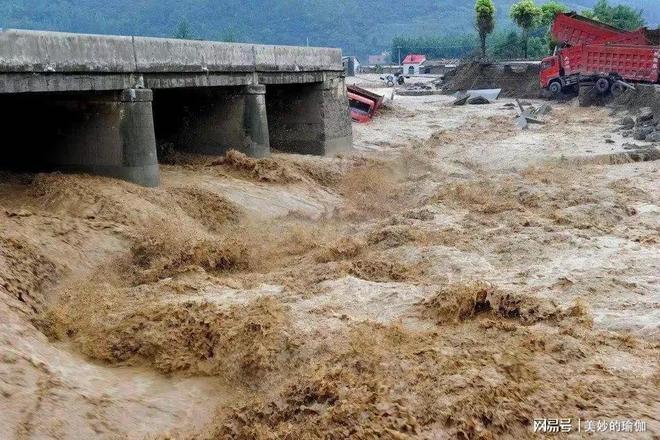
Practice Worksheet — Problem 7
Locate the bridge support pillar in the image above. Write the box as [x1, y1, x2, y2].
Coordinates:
[266, 77, 353, 156]
[242, 84, 271, 157]
[48, 88, 160, 187]
[156, 85, 270, 158]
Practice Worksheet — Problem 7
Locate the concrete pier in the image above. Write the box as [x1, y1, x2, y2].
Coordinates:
[267, 78, 352, 156]
[0, 29, 353, 186]
[243, 84, 271, 158]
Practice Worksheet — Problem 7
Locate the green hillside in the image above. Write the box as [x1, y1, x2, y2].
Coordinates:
[0, 0, 657, 58]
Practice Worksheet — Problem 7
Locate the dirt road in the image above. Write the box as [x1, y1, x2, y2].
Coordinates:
[0, 91, 658, 439]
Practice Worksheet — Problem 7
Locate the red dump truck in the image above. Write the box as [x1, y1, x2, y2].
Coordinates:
[540, 12, 660, 95]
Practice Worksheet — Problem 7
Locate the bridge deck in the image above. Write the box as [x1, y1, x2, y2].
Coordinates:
[0, 29, 343, 93]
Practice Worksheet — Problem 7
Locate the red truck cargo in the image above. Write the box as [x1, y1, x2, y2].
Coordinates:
[565, 45, 659, 81]
[551, 12, 651, 47]
[552, 12, 627, 46]
[540, 45, 660, 94]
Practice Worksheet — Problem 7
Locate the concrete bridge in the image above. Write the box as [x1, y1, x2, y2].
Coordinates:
[0, 29, 353, 186]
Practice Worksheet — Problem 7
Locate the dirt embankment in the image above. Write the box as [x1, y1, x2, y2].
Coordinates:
[1, 97, 659, 439]
[443, 61, 546, 98]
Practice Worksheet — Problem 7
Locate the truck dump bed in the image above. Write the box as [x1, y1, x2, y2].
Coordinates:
[552, 12, 651, 47]
[562, 44, 660, 83]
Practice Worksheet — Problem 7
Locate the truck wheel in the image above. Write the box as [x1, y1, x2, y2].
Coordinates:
[610, 82, 625, 96]
[595, 77, 610, 94]
[549, 81, 562, 96]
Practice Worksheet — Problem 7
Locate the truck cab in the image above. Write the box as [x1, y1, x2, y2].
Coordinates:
[347, 85, 384, 123]
[348, 92, 376, 123]
[540, 56, 561, 92]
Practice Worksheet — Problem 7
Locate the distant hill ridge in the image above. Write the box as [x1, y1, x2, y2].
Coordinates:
[1, 0, 658, 58]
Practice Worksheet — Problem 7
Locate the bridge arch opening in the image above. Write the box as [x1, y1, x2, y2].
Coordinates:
[0, 89, 159, 187]
[151, 85, 269, 160]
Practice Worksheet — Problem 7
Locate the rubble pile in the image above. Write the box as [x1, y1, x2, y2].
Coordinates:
[492, 99, 553, 130]
[396, 81, 443, 96]
[617, 108, 660, 143]
[407, 82, 434, 91]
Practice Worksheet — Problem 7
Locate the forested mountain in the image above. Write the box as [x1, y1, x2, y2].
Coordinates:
[1, 0, 658, 58]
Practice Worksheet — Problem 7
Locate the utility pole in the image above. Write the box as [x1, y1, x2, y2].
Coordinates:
[397, 46, 401, 66]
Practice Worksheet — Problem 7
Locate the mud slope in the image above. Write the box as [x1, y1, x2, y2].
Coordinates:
[1, 94, 658, 439]
[442, 61, 545, 99]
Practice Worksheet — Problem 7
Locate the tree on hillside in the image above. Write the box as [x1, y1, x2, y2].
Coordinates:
[582, 0, 645, 30]
[510, 0, 541, 59]
[538, 1, 567, 50]
[491, 31, 523, 59]
[173, 19, 193, 39]
[539, 1, 567, 27]
[475, 0, 496, 58]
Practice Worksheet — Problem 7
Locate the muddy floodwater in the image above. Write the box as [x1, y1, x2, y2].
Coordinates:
[1, 91, 658, 439]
